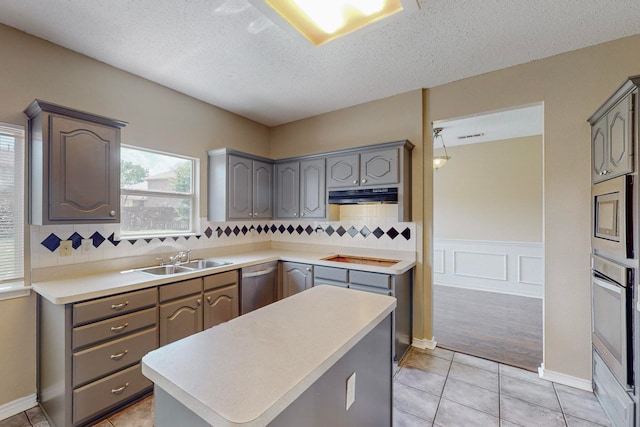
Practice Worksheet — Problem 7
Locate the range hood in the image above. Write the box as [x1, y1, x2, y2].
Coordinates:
[328, 187, 398, 205]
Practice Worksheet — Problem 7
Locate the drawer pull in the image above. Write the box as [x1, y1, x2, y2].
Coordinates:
[111, 383, 129, 394]
[110, 350, 129, 360]
[110, 323, 129, 332]
[111, 301, 129, 310]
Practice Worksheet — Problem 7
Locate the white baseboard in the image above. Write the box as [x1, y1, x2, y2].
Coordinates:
[538, 364, 593, 391]
[0, 393, 37, 421]
[412, 337, 437, 350]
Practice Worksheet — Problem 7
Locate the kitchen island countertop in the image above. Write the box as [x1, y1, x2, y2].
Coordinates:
[141, 285, 396, 426]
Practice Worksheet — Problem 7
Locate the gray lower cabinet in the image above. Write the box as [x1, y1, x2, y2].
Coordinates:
[281, 262, 313, 298]
[313, 266, 412, 361]
[159, 278, 204, 346]
[203, 270, 239, 329]
[39, 287, 158, 427]
[24, 100, 127, 225]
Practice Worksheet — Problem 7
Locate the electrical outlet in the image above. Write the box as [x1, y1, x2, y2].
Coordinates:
[59, 240, 72, 257]
[346, 372, 356, 410]
[81, 239, 92, 253]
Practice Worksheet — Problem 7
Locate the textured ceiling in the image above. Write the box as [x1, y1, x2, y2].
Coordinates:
[1, 0, 640, 126]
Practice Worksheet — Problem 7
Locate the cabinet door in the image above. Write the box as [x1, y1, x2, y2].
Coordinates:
[360, 148, 399, 186]
[300, 159, 326, 219]
[327, 154, 359, 188]
[253, 160, 274, 219]
[282, 262, 313, 298]
[275, 161, 300, 218]
[607, 96, 633, 178]
[159, 295, 203, 346]
[49, 115, 119, 221]
[592, 117, 608, 183]
[228, 155, 253, 219]
[204, 285, 239, 329]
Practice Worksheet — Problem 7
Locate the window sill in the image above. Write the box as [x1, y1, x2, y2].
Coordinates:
[0, 283, 31, 301]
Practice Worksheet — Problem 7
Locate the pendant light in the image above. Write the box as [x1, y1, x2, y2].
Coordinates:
[433, 127, 451, 170]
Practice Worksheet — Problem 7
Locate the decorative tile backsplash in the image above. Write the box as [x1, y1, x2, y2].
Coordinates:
[31, 218, 416, 269]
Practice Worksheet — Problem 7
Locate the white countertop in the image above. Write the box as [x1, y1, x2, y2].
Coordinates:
[141, 285, 396, 426]
[32, 248, 416, 304]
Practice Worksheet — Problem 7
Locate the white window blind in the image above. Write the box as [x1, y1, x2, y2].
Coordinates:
[0, 123, 25, 288]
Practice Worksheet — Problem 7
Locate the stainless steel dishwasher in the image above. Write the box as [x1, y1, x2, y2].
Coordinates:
[240, 261, 278, 315]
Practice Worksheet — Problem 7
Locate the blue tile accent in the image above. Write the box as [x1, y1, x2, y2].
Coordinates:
[91, 232, 106, 248]
[144, 238, 153, 244]
[401, 227, 411, 240]
[128, 240, 137, 245]
[296, 225, 304, 234]
[241, 225, 248, 234]
[257, 225, 263, 233]
[286, 225, 294, 234]
[204, 227, 213, 238]
[387, 227, 399, 240]
[360, 226, 371, 238]
[68, 232, 83, 249]
[305, 225, 314, 235]
[372, 227, 384, 239]
[347, 226, 358, 237]
[325, 225, 335, 236]
[278, 225, 286, 233]
[171, 236, 179, 241]
[159, 237, 166, 242]
[233, 226, 240, 236]
[271, 224, 277, 233]
[336, 226, 346, 237]
[41, 233, 62, 252]
[224, 227, 232, 236]
[185, 236, 191, 240]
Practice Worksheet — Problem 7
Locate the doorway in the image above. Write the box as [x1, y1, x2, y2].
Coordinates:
[432, 103, 544, 371]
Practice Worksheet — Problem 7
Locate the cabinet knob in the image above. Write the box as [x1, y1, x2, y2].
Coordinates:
[301, 212, 305, 216]
[294, 212, 297, 216]
[197, 299, 202, 306]
[206, 296, 212, 303]
[109, 210, 116, 217]
[306, 268, 311, 272]
[361, 179, 367, 184]
[353, 180, 358, 184]
[249, 213, 253, 217]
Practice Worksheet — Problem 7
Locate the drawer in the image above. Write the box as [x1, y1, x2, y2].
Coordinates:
[159, 278, 202, 302]
[73, 363, 152, 425]
[315, 280, 349, 288]
[593, 349, 634, 427]
[314, 266, 348, 283]
[73, 288, 157, 326]
[73, 327, 157, 387]
[349, 270, 391, 290]
[73, 307, 157, 350]
[349, 283, 393, 296]
[204, 270, 238, 292]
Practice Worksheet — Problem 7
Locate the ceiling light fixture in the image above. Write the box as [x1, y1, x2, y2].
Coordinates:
[433, 127, 451, 170]
[250, 0, 419, 46]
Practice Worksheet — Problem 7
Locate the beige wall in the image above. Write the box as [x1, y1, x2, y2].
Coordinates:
[269, 90, 427, 339]
[0, 24, 269, 406]
[426, 33, 640, 380]
[434, 136, 543, 242]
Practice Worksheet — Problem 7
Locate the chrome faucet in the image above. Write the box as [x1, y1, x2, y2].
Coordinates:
[156, 250, 192, 266]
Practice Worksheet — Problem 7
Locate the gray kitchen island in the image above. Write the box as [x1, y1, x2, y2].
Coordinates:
[141, 285, 396, 426]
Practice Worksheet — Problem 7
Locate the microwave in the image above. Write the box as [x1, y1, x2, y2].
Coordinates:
[592, 175, 633, 259]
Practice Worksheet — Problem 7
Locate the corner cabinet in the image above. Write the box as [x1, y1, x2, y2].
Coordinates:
[588, 77, 638, 183]
[24, 100, 127, 225]
[281, 262, 313, 298]
[208, 149, 274, 221]
[275, 158, 326, 219]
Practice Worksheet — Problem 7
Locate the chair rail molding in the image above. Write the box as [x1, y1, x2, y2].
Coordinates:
[433, 238, 544, 298]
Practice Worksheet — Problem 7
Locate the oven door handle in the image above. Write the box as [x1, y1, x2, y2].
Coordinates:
[593, 277, 622, 294]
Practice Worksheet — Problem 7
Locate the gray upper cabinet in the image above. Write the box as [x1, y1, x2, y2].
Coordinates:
[208, 149, 274, 221]
[275, 158, 325, 219]
[24, 100, 127, 225]
[327, 148, 398, 188]
[589, 78, 638, 183]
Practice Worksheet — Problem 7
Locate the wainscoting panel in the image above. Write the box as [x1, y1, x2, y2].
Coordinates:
[434, 239, 543, 298]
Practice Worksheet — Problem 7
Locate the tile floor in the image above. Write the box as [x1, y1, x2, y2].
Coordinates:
[0, 347, 613, 427]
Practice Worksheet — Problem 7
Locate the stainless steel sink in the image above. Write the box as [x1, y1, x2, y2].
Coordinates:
[139, 265, 194, 276]
[138, 258, 232, 276]
[179, 259, 232, 269]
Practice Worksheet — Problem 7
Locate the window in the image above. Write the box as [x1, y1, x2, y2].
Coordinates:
[0, 123, 25, 291]
[120, 145, 199, 238]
